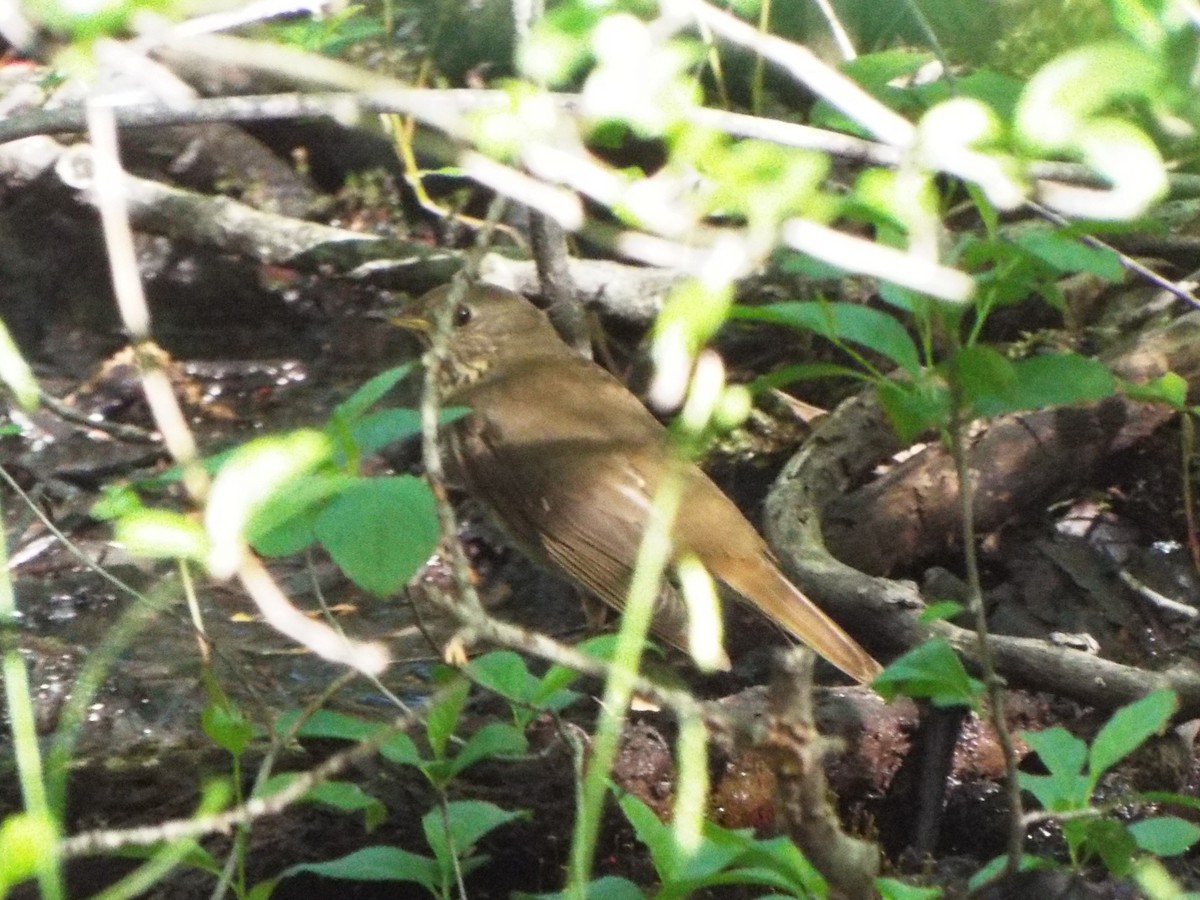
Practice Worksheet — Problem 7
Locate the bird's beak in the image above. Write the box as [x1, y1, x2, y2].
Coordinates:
[390, 314, 431, 334]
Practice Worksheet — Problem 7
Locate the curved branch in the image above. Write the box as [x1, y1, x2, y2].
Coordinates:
[763, 323, 1200, 718]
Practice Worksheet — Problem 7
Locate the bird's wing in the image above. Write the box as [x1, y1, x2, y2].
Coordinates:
[445, 359, 692, 640]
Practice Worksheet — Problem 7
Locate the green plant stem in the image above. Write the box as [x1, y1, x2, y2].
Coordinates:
[436, 790, 470, 900]
[1180, 413, 1200, 572]
[89, 838, 202, 900]
[0, 489, 65, 899]
[946, 401, 1024, 874]
[208, 668, 356, 900]
[566, 468, 684, 897]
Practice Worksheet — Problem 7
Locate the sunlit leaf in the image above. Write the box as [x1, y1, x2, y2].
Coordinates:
[1088, 689, 1176, 780]
[114, 509, 208, 562]
[736, 301, 921, 375]
[314, 476, 439, 596]
[872, 637, 983, 708]
[283, 846, 438, 888]
[1129, 816, 1200, 856]
[206, 430, 333, 578]
[333, 365, 412, 424]
[0, 317, 37, 410]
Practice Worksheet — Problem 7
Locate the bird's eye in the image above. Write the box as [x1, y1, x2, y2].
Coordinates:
[453, 305, 473, 327]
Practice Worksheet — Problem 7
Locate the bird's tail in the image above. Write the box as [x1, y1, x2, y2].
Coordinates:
[717, 557, 882, 684]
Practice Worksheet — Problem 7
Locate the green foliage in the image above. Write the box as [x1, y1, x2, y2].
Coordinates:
[312, 476, 439, 595]
[379, 676, 530, 791]
[275, 660, 544, 797]
[95, 366, 444, 597]
[29, 0, 1200, 896]
[282, 801, 526, 898]
[540, 789, 830, 899]
[876, 878, 943, 900]
[261, 773, 388, 831]
[33, 0, 171, 42]
[734, 300, 922, 376]
[612, 792, 827, 899]
[266, 661, 571, 896]
[466, 650, 583, 730]
[0, 812, 57, 894]
[1017, 690, 1199, 873]
[0, 316, 37, 411]
[873, 637, 985, 709]
[265, 4, 384, 55]
[988, 0, 1115, 77]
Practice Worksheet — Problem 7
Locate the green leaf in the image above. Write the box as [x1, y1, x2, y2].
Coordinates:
[877, 377, 952, 443]
[1018, 770, 1092, 815]
[774, 248, 844, 279]
[249, 504, 320, 557]
[334, 365, 412, 423]
[669, 822, 748, 886]
[0, 316, 38, 410]
[379, 731, 424, 768]
[315, 475, 439, 595]
[1011, 229, 1124, 280]
[246, 880, 278, 900]
[967, 855, 1050, 892]
[952, 345, 1017, 415]
[114, 509, 209, 562]
[1122, 372, 1189, 409]
[302, 780, 388, 830]
[969, 353, 1115, 417]
[1129, 816, 1200, 856]
[938, 69, 1023, 121]
[426, 677, 470, 760]
[876, 877, 943, 899]
[918, 601, 965, 623]
[1138, 790, 1200, 813]
[345, 408, 423, 455]
[201, 699, 253, 756]
[582, 877, 647, 900]
[726, 834, 826, 897]
[247, 473, 353, 557]
[1018, 727, 1090, 810]
[91, 484, 144, 520]
[1074, 817, 1137, 876]
[1021, 726, 1089, 779]
[206, 430, 333, 578]
[284, 709, 385, 742]
[529, 668, 583, 712]
[422, 800, 524, 870]
[0, 812, 57, 889]
[467, 651, 536, 701]
[617, 793, 674, 877]
[872, 637, 984, 708]
[736, 302, 921, 375]
[516, 875, 647, 900]
[1089, 689, 1176, 780]
[283, 846, 438, 889]
[448, 722, 528, 778]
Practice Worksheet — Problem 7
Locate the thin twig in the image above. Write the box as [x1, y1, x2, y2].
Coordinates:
[59, 703, 417, 858]
[946, 401, 1025, 874]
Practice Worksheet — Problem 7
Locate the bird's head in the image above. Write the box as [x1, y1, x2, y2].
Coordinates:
[395, 283, 567, 392]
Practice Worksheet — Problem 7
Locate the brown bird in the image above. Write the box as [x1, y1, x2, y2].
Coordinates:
[399, 282, 882, 684]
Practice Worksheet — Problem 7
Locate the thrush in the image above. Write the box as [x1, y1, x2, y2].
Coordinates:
[399, 282, 882, 684]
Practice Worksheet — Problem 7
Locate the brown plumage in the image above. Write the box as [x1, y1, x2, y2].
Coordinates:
[401, 282, 882, 684]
